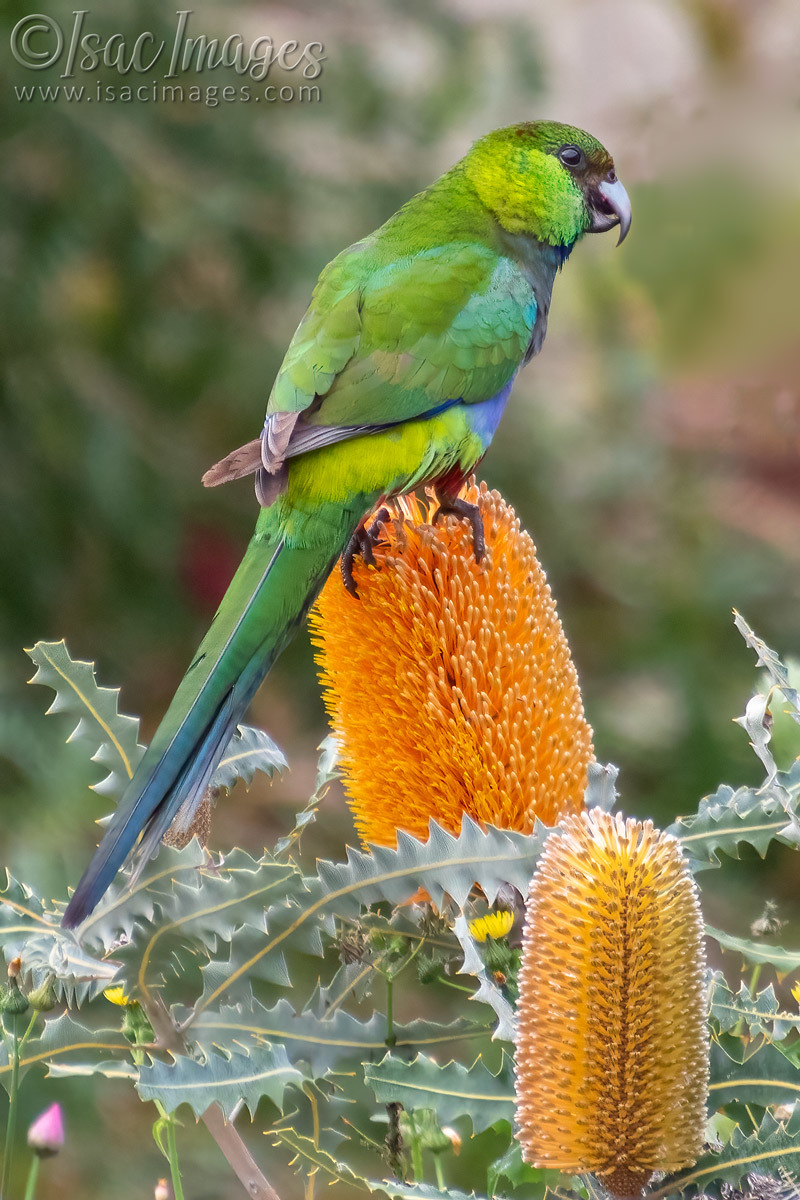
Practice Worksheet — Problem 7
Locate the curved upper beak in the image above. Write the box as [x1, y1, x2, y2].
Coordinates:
[589, 177, 632, 246]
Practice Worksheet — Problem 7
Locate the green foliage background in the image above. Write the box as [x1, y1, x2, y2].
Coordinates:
[2, 0, 800, 1195]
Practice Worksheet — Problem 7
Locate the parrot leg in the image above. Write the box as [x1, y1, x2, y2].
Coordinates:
[341, 508, 391, 597]
[432, 489, 485, 562]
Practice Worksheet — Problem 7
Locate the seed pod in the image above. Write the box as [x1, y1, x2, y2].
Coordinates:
[514, 809, 709, 1197]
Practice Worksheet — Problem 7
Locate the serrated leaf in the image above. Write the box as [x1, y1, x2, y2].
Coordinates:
[0, 872, 117, 1004]
[210, 724, 287, 791]
[487, 1141, 576, 1197]
[736, 692, 777, 782]
[137, 1043, 301, 1117]
[0, 1012, 131, 1092]
[195, 818, 549, 1016]
[364, 1052, 514, 1134]
[710, 973, 800, 1040]
[669, 782, 800, 870]
[103, 846, 304, 998]
[706, 925, 800, 978]
[183, 997, 487, 1078]
[709, 1035, 800, 1108]
[271, 1126, 368, 1191]
[26, 640, 145, 801]
[654, 1110, 800, 1197]
[366, 1184, 481, 1199]
[585, 761, 619, 813]
[734, 612, 800, 717]
[451, 913, 516, 1042]
[274, 735, 339, 857]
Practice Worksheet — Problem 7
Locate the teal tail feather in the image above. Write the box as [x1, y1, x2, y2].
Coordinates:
[63, 503, 354, 929]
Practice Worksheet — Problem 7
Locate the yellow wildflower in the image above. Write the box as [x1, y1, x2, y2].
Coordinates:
[469, 911, 514, 943]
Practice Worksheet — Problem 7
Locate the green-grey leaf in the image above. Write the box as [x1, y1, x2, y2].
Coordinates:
[197, 818, 550, 1014]
[183, 996, 487, 1079]
[669, 782, 800, 870]
[706, 925, 800, 977]
[26, 640, 144, 800]
[451, 912, 516, 1042]
[271, 1126, 368, 1192]
[0, 1012, 131, 1093]
[137, 1044, 301, 1117]
[709, 1036, 800, 1109]
[654, 1110, 800, 1197]
[709, 973, 800, 1041]
[211, 724, 287, 791]
[0, 872, 117, 1004]
[364, 1052, 514, 1133]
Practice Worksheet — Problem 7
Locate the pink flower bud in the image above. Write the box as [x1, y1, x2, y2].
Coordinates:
[27, 1103, 64, 1157]
[155, 1178, 173, 1199]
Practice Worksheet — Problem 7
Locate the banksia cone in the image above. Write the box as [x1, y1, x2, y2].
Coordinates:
[514, 809, 709, 1197]
[309, 482, 593, 846]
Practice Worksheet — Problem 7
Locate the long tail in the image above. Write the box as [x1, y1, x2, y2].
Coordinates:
[63, 502, 356, 929]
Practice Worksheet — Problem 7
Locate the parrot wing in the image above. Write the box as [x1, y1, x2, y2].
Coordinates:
[203, 238, 536, 500]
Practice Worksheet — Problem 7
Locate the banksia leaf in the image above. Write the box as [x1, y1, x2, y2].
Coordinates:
[514, 809, 708, 1196]
[310, 483, 593, 846]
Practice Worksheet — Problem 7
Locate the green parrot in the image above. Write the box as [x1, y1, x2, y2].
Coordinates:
[63, 120, 631, 929]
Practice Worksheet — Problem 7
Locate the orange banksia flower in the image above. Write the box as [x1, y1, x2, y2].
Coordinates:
[309, 482, 593, 846]
[515, 809, 709, 1196]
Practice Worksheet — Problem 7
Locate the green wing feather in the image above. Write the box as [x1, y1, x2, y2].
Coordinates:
[268, 240, 536, 431]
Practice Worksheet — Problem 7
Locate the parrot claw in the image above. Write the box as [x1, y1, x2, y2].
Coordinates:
[341, 508, 391, 598]
[432, 492, 485, 562]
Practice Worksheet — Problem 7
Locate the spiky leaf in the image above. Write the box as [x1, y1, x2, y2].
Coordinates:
[0, 872, 117, 1004]
[706, 925, 800, 977]
[451, 913, 516, 1041]
[137, 1044, 302, 1117]
[183, 996, 487, 1078]
[709, 1036, 800, 1109]
[26, 640, 144, 800]
[196, 818, 549, 1014]
[669, 782, 800, 870]
[364, 1053, 514, 1133]
[210, 724, 287, 791]
[709, 974, 800, 1041]
[106, 847, 304, 996]
[655, 1110, 800, 1197]
[734, 611, 800, 719]
[0, 1012, 132, 1093]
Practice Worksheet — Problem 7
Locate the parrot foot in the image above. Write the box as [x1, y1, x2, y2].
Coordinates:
[432, 492, 485, 562]
[341, 508, 391, 598]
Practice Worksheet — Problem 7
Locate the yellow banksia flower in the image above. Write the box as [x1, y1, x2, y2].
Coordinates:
[310, 482, 593, 846]
[515, 809, 709, 1197]
[469, 910, 515, 943]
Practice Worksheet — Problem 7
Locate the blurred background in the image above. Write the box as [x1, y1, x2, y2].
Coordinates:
[2, 0, 800, 1194]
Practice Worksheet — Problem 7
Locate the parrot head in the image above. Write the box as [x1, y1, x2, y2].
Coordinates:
[462, 120, 631, 250]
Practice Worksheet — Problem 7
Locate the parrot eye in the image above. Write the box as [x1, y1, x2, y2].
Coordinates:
[558, 145, 584, 168]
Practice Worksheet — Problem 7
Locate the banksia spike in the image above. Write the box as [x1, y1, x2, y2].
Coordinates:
[309, 482, 593, 846]
[514, 809, 709, 1197]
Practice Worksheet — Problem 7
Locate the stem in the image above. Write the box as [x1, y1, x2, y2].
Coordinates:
[385, 977, 395, 1047]
[165, 1114, 185, 1200]
[749, 963, 763, 995]
[433, 1155, 445, 1189]
[407, 1113, 424, 1183]
[142, 994, 281, 1200]
[22, 1156, 39, 1200]
[1, 1024, 20, 1199]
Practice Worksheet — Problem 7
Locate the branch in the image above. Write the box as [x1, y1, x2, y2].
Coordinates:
[142, 995, 282, 1200]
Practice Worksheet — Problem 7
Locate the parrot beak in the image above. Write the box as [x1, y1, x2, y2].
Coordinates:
[589, 176, 632, 245]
